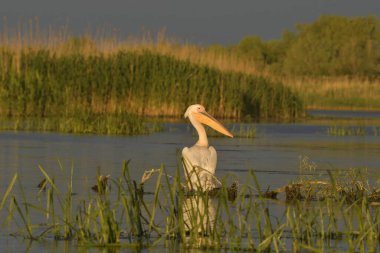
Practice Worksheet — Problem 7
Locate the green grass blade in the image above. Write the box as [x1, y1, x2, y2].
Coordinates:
[0, 173, 18, 211]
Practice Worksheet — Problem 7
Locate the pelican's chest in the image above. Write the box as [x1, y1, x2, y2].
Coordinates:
[182, 145, 217, 170]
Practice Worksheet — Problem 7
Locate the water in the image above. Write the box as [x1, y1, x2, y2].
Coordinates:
[1, 110, 380, 252]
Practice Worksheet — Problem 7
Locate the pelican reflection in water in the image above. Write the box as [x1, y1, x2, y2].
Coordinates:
[182, 104, 233, 191]
[183, 194, 217, 234]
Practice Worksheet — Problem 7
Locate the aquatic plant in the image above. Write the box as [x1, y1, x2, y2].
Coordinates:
[1, 159, 380, 252]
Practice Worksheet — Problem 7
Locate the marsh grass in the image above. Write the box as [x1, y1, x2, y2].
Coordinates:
[1, 159, 380, 252]
[0, 48, 302, 121]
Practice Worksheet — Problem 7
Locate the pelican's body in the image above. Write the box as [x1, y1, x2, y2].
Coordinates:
[182, 104, 233, 191]
[182, 145, 219, 190]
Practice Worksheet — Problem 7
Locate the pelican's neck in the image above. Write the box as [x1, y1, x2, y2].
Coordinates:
[190, 116, 208, 147]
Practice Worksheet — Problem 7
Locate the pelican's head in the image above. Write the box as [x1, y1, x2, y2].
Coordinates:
[184, 104, 233, 138]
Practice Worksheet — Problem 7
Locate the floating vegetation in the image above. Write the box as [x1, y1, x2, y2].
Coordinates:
[274, 173, 380, 203]
[1, 160, 380, 252]
[327, 125, 380, 137]
[327, 125, 366, 136]
[271, 156, 379, 203]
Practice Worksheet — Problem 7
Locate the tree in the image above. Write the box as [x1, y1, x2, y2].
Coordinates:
[236, 36, 268, 70]
[282, 15, 380, 76]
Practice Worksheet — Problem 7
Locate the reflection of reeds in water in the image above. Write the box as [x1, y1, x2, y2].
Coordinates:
[183, 195, 216, 235]
[1, 159, 380, 251]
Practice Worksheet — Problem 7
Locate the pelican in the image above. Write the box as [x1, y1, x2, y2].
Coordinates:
[182, 104, 233, 191]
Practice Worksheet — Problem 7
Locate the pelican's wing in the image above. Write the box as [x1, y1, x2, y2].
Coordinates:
[182, 147, 199, 185]
[206, 146, 217, 175]
[182, 147, 193, 178]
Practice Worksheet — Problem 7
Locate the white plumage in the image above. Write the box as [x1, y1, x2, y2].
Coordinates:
[182, 104, 233, 191]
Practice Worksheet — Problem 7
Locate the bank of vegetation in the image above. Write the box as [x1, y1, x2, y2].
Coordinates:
[0, 27, 303, 134]
[0, 49, 302, 120]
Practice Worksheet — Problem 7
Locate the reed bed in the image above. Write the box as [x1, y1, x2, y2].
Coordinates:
[1, 159, 380, 252]
[0, 47, 302, 120]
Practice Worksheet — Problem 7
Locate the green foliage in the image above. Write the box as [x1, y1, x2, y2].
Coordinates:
[283, 16, 380, 76]
[234, 15, 380, 77]
[236, 36, 268, 70]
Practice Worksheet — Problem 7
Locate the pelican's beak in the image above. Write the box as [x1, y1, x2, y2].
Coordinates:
[192, 111, 233, 138]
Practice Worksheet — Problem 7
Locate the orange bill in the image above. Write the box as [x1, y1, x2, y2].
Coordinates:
[192, 111, 233, 138]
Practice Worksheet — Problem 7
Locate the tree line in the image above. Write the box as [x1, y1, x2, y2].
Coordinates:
[209, 15, 380, 77]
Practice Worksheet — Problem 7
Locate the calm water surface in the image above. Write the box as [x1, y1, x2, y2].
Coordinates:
[1, 110, 380, 252]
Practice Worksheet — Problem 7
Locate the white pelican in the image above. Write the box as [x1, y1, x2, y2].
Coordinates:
[182, 104, 233, 191]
